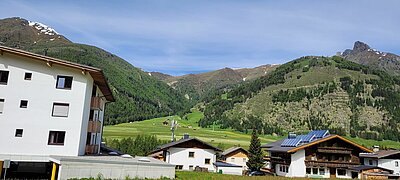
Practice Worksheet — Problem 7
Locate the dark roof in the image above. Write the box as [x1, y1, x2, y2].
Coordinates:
[360, 150, 400, 159]
[222, 147, 248, 156]
[349, 165, 393, 173]
[150, 138, 222, 154]
[0, 45, 114, 101]
[213, 161, 242, 168]
[262, 132, 372, 153]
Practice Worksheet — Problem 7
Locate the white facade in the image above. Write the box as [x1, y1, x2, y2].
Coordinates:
[165, 147, 217, 171]
[364, 158, 400, 175]
[214, 166, 243, 176]
[0, 52, 107, 157]
[225, 156, 248, 170]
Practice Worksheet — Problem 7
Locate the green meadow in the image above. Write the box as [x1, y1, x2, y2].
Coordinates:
[103, 110, 400, 150]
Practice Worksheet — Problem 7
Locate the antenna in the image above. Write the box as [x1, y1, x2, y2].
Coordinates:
[170, 118, 177, 142]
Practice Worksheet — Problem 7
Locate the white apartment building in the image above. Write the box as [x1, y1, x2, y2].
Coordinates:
[0, 45, 114, 158]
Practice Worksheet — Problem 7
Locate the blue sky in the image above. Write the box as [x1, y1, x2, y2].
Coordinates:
[1, 0, 399, 75]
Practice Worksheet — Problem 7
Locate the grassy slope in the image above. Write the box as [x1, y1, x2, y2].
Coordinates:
[103, 111, 400, 150]
[103, 110, 281, 150]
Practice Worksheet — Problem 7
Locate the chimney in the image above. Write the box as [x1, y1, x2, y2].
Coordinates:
[183, 133, 190, 139]
[288, 132, 296, 139]
[373, 145, 380, 153]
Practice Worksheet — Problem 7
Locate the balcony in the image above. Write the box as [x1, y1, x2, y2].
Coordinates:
[85, 144, 99, 155]
[88, 120, 102, 133]
[91, 97, 104, 110]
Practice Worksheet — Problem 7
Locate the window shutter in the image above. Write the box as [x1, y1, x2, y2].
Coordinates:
[53, 103, 69, 117]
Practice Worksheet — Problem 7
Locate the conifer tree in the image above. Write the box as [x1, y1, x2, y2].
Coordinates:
[247, 128, 264, 172]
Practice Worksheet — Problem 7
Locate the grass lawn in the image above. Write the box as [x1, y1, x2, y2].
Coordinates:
[103, 110, 281, 150]
[175, 171, 316, 180]
[103, 110, 400, 150]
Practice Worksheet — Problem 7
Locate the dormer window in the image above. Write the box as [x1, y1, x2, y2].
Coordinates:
[56, 76, 73, 89]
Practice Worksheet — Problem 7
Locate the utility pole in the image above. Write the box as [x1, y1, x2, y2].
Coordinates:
[171, 118, 177, 142]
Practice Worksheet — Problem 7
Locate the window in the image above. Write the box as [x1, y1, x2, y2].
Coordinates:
[312, 168, 318, 174]
[0, 70, 9, 85]
[48, 131, 66, 145]
[188, 152, 194, 158]
[306, 168, 311, 174]
[369, 159, 373, 165]
[15, 129, 23, 137]
[319, 168, 325, 175]
[175, 165, 183, 170]
[231, 157, 235, 162]
[0, 99, 4, 114]
[189, 165, 193, 170]
[337, 169, 346, 176]
[205, 159, 211, 164]
[279, 165, 289, 173]
[52, 103, 69, 117]
[396, 161, 399, 167]
[56, 76, 73, 89]
[20, 100, 28, 108]
[24, 73, 32, 80]
[243, 158, 247, 162]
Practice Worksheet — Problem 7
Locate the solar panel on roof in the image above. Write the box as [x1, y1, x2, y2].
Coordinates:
[298, 134, 315, 143]
[281, 137, 302, 147]
[308, 130, 329, 138]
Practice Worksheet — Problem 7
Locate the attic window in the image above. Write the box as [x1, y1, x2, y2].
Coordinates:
[189, 152, 195, 158]
[20, 100, 28, 108]
[205, 159, 210, 164]
[24, 72, 32, 80]
[15, 129, 23, 137]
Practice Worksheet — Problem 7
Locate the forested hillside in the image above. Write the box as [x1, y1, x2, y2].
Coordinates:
[200, 56, 400, 141]
[0, 17, 190, 124]
[154, 65, 278, 101]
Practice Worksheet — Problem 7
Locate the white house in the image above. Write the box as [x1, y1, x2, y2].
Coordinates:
[262, 130, 373, 179]
[0, 45, 175, 180]
[221, 146, 248, 171]
[149, 135, 222, 172]
[360, 149, 400, 175]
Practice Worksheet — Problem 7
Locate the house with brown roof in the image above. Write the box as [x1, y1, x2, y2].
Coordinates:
[360, 149, 400, 176]
[149, 134, 222, 171]
[221, 146, 249, 171]
[262, 130, 373, 178]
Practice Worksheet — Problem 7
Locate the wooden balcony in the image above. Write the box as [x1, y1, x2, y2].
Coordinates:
[85, 144, 99, 155]
[317, 147, 352, 154]
[88, 120, 101, 133]
[90, 97, 104, 110]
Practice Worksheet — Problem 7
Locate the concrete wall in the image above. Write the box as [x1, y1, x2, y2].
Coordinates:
[58, 161, 175, 180]
[0, 53, 96, 156]
[166, 147, 216, 171]
[288, 149, 306, 177]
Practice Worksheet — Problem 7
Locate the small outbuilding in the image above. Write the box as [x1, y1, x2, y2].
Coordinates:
[214, 161, 243, 176]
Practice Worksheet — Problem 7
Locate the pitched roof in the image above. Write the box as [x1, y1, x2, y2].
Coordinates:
[221, 147, 248, 156]
[360, 150, 400, 159]
[213, 161, 242, 168]
[262, 130, 372, 153]
[0, 45, 114, 101]
[349, 165, 393, 173]
[150, 137, 222, 154]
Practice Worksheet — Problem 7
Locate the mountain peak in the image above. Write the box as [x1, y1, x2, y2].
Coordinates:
[353, 41, 371, 52]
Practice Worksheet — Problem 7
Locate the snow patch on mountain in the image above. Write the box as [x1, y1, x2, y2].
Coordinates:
[28, 21, 59, 36]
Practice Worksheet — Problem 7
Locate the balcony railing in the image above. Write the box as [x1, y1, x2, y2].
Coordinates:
[91, 97, 104, 110]
[88, 120, 102, 133]
[85, 144, 99, 155]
